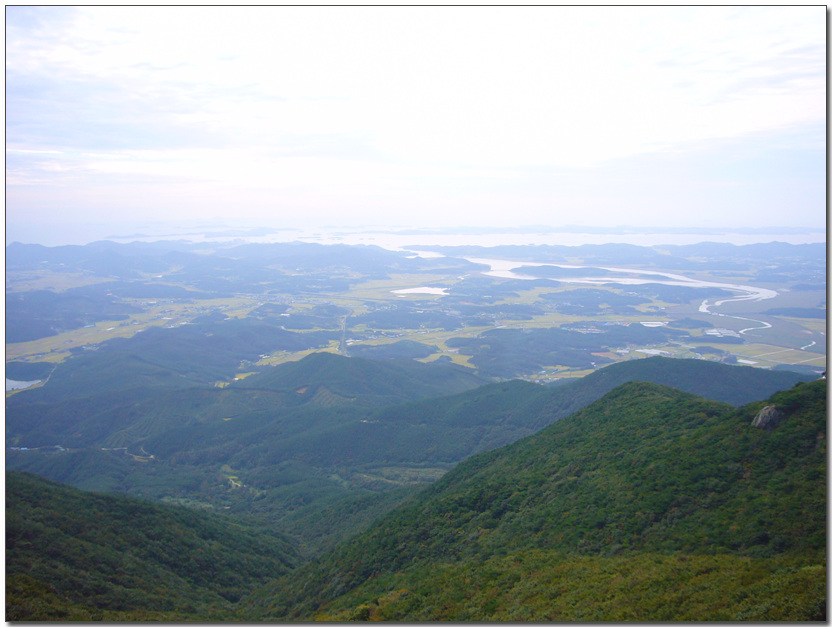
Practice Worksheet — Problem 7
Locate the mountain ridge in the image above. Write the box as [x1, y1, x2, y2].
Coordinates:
[6, 374, 825, 621]
[243, 378, 826, 621]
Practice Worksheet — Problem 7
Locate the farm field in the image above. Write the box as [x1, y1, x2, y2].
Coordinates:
[6, 239, 826, 384]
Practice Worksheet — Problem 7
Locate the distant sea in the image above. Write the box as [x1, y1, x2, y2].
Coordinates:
[6, 222, 826, 249]
[279, 229, 828, 251]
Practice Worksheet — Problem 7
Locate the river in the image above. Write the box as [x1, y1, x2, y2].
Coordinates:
[461, 256, 779, 335]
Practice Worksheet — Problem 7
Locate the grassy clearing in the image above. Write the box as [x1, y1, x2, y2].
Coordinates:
[776, 316, 827, 334]
[418, 352, 475, 368]
[5, 319, 153, 363]
[371, 466, 450, 484]
[671, 341, 816, 366]
[729, 344, 827, 368]
[319, 298, 372, 316]
[256, 347, 342, 368]
[740, 344, 807, 359]
[347, 274, 461, 301]
[547, 367, 598, 379]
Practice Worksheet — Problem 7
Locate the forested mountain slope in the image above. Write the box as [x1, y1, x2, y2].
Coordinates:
[552, 354, 813, 407]
[6, 471, 300, 621]
[7, 354, 807, 472]
[7, 355, 815, 559]
[243, 378, 826, 621]
[6, 352, 486, 450]
[235, 351, 488, 407]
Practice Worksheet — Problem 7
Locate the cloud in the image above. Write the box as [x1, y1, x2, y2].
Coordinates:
[5, 6, 826, 234]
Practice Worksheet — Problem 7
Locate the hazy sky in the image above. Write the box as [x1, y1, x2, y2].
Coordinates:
[6, 6, 826, 243]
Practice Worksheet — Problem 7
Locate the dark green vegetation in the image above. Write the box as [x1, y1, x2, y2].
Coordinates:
[7, 351, 811, 530]
[7, 377, 825, 621]
[554, 355, 814, 408]
[447, 324, 689, 377]
[6, 352, 489, 541]
[5, 360, 55, 381]
[6, 289, 142, 343]
[243, 379, 826, 621]
[17, 315, 336, 403]
[347, 339, 439, 360]
[5, 360, 825, 620]
[234, 351, 483, 406]
[6, 471, 299, 621]
[6, 239, 826, 620]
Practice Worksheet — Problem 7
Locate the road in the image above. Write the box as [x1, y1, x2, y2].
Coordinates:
[339, 316, 350, 356]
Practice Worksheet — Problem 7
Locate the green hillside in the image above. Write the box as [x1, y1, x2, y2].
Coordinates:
[7, 355, 816, 560]
[567, 355, 815, 406]
[6, 471, 300, 621]
[8, 356, 806, 486]
[236, 351, 487, 407]
[243, 378, 826, 621]
[362, 356, 815, 457]
[6, 352, 486, 449]
[518, 355, 815, 434]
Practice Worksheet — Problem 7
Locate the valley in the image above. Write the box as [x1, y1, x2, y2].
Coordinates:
[5, 238, 826, 621]
[8, 375, 824, 620]
[6, 4, 826, 621]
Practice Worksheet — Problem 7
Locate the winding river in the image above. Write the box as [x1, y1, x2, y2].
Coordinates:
[463, 257, 779, 335]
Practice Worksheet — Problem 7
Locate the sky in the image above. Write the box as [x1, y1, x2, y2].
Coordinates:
[5, 6, 827, 245]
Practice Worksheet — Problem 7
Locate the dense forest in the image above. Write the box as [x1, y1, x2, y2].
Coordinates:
[243, 378, 827, 621]
[6, 472, 299, 620]
[7, 355, 811, 539]
[7, 377, 825, 621]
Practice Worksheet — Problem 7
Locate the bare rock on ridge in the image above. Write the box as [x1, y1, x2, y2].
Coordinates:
[751, 405, 783, 430]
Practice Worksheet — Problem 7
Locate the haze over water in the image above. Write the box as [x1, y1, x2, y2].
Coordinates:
[26, 223, 825, 250]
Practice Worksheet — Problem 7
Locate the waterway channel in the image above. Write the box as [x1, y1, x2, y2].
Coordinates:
[462, 256, 779, 335]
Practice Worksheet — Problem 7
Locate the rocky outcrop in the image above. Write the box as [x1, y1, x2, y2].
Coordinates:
[751, 405, 783, 430]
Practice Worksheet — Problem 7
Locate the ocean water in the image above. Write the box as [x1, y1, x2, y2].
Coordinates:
[7, 221, 825, 249]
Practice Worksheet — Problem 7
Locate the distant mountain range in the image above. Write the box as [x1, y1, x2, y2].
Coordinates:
[378, 224, 826, 236]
